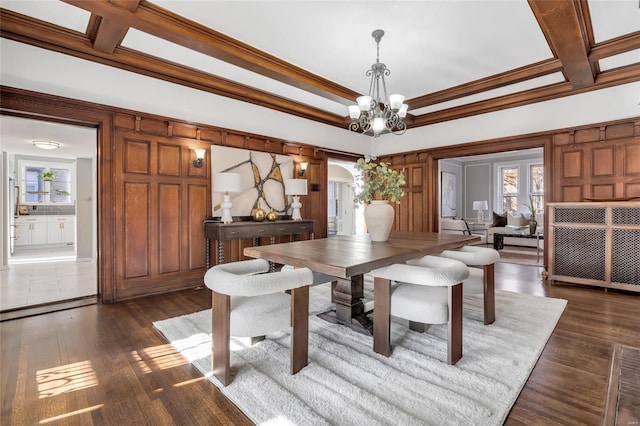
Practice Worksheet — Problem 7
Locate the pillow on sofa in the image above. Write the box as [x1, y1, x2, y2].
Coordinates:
[492, 212, 507, 227]
[507, 212, 529, 226]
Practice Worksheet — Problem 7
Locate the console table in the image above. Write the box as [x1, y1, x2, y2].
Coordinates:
[203, 219, 314, 269]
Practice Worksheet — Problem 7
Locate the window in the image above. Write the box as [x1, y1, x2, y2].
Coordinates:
[500, 166, 518, 213]
[19, 160, 74, 205]
[529, 164, 544, 212]
[24, 166, 46, 203]
[50, 168, 71, 203]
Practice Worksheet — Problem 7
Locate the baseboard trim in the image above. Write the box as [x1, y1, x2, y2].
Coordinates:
[0, 296, 97, 322]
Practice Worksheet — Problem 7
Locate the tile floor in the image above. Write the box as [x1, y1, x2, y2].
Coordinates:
[0, 247, 97, 311]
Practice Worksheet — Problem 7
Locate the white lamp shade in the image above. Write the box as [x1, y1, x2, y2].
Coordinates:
[389, 94, 405, 111]
[473, 200, 488, 210]
[398, 103, 409, 118]
[284, 179, 308, 195]
[213, 172, 242, 193]
[357, 96, 372, 112]
[372, 116, 385, 133]
[348, 105, 361, 119]
[194, 148, 206, 159]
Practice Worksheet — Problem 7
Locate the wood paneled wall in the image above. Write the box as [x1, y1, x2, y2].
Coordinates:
[3, 86, 638, 302]
[112, 127, 212, 299]
[1, 87, 344, 303]
[552, 121, 640, 201]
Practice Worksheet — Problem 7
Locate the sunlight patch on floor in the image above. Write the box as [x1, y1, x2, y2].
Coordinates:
[39, 404, 104, 424]
[132, 343, 189, 371]
[37, 360, 98, 399]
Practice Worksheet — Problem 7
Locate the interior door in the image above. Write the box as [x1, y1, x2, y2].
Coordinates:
[337, 182, 355, 235]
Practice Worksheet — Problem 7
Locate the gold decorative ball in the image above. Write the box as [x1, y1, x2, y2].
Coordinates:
[252, 207, 266, 222]
[266, 209, 277, 221]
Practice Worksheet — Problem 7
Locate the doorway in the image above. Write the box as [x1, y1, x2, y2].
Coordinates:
[1, 116, 98, 313]
[327, 160, 365, 236]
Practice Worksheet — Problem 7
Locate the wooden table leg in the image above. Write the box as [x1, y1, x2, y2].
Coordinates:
[332, 275, 365, 324]
[318, 274, 371, 334]
[290, 286, 309, 374]
[373, 277, 391, 356]
[483, 263, 495, 325]
[212, 292, 231, 385]
[448, 283, 463, 365]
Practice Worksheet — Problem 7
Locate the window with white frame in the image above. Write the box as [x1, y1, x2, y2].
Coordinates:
[529, 164, 544, 213]
[500, 166, 518, 213]
[19, 160, 74, 204]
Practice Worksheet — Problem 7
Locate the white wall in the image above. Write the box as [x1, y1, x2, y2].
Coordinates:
[1, 153, 6, 269]
[75, 158, 94, 260]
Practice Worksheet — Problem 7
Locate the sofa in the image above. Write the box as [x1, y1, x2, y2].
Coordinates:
[486, 211, 543, 248]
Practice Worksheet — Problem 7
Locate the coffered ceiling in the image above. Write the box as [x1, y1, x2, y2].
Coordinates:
[1, 0, 639, 156]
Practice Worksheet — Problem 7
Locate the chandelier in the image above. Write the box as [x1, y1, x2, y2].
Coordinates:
[348, 29, 408, 138]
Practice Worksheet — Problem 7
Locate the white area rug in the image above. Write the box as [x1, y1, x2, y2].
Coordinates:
[154, 285, 566, 425]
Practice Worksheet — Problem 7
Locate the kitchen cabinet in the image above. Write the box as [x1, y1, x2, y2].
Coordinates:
[14, 216, 75, 246]
[47, 216, 75, 244]
[14, 216, 47, 246]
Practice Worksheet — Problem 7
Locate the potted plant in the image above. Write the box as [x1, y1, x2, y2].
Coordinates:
[353, 156, 406, 241]
[40, 171, 56, 181]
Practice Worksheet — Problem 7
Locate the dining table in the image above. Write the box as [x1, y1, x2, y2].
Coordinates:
[244, 231, 480, 355]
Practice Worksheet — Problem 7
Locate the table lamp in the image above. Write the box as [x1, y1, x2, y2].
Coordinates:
[473, 200, 488, 223]
[213, 172, 242, 223]
[284, 179, 308, 220]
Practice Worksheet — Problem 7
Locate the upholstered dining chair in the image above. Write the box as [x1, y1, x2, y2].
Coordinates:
[371, 256, 469, 365]
[436, 246, 500, 325]
[204, 258, 314, 386]
[282, 264, 338, 302]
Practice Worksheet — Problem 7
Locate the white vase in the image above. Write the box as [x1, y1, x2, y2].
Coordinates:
[364, 200, 395, 242]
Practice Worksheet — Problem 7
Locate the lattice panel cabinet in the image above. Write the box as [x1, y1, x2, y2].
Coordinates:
[548, 202, 640, 292]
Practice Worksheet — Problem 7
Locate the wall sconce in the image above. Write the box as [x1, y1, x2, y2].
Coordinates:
[298, 162, 308, 176]
[193, 148, 206, 168]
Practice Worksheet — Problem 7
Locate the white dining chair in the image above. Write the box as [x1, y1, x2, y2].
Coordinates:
[204, 258, 313, 385]
[436, 245, 500, 324]
[371, 256, 469, 365]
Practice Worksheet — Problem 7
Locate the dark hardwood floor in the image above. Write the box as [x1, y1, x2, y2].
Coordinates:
[1, 263, 638, 425]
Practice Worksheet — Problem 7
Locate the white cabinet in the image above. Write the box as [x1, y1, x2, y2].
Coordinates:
[47, 217, 75, 244]
[14, 217, 48, 246]
[14, 216, 75, 246]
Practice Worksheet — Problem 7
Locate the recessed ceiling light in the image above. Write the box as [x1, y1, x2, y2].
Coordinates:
[33, 140, 60, 149]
